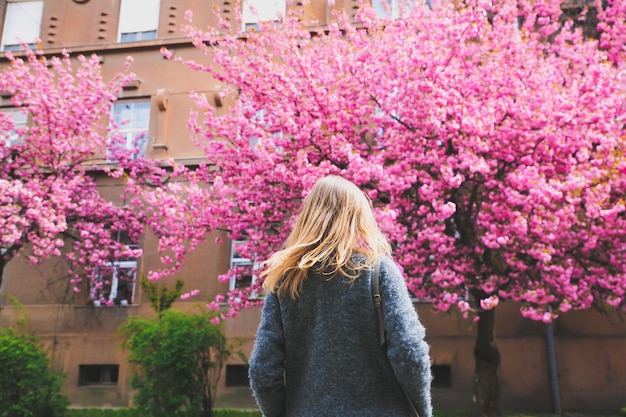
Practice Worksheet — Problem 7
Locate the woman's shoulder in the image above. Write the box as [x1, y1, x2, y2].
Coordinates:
[379, 255, 401, 275]
[378, 255, 409, 291]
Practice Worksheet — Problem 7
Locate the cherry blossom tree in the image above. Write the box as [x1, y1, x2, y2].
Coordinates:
[172, 0, 626, 415]
[0, 48, 208, 303]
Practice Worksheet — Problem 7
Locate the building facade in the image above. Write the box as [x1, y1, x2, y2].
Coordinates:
[0, 0, 625, 413]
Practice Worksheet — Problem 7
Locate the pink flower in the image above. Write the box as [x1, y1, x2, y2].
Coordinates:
[480, 296, 499, 310]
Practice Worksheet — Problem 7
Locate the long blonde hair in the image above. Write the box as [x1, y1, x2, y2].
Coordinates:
[261, 175, 392, 298]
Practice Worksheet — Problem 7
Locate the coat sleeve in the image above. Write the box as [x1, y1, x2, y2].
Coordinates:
[248, 291, 286, 417]
[380, 256, 433, 417]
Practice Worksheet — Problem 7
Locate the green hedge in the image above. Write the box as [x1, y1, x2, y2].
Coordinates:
[0, 328, 69, 417]
[67, 409, 262, 417]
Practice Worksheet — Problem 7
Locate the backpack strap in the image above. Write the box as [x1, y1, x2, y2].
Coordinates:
[371, 261, 422, 417]
[371, 262, 386, 347]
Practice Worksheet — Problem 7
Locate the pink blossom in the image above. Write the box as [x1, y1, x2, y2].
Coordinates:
[480, 296, 499, 311]
[206, 301, 220, 310]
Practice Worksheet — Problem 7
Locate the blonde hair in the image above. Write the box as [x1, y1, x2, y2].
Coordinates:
[261, 175, 392, 298]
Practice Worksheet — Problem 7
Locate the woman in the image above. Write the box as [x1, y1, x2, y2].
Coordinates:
[249, 175, 432, 417]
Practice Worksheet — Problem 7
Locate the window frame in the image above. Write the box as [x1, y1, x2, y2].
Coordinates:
[117, 0, 160, 43]
[77, 364, 120, 386]
[242, 0, 286, 32]
[1, 0, 43, 51]
[229, 240, 257, 291]
[90, 231, 138, 305]
[91, 260, 137, 306]
[225, 364, 250, 387]
[431, 364, 452, 388]
[109, 100, 151, 160]
[372, 0, 398, 19]
[1, 107, 28, 147]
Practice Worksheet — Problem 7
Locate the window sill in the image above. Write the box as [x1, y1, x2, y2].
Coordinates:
[73, 304, 139, 308]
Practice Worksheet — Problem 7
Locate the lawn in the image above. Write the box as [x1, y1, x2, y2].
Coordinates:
[66, 409, 624, 417]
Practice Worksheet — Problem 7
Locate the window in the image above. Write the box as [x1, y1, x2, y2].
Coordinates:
[91, 260, 136, 305]
[1, 108, 28, 147]
[431, 364, 452, 388]
[110, 100, 150, 159]
[225, 364, 250, 387]
[373, 0, 397, 19]
[1, 1, 43, 51]
[372, 0, 425, 19]
[118, 0, 160, 43]
[248, 109, 283, 152]
[78, 364, 119, 386]
[229, 240, 257, 290]
[242, 0, 285, 32]
[90, 231, 138, 305]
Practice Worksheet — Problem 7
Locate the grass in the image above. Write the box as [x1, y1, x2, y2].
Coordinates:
[66, 409, 624, 417]
[66, 409, 262, 417]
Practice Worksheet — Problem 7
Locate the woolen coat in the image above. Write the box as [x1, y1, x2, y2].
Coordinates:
[249, 255, 433, 417]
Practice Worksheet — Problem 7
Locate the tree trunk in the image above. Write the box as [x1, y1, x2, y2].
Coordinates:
[0, 260, 5, 297]
[473, 307, 502, 417]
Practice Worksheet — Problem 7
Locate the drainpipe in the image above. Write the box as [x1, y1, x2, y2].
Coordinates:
[546, 322, 562, 415]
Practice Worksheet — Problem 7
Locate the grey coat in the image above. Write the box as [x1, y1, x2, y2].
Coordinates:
[249, 255, 433, 417]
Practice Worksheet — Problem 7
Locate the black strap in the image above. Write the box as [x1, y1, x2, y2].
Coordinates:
[371, 262, 386, 347]
[370, 262, 421, 417]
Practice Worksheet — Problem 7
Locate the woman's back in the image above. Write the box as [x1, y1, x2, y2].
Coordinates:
[250, 256, 432, 417]
[248, 176, 432, 417]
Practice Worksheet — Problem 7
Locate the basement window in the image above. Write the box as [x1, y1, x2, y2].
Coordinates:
[78, 364, 119, 386]
[225, 364, 250, 387]
[431, 364, 452, 388]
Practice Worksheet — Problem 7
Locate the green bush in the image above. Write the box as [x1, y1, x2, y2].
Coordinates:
[0, 327, 69, 417]
[118, 309, 236, 417]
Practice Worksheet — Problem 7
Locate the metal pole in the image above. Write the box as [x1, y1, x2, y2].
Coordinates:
[546, 322, 562, 415]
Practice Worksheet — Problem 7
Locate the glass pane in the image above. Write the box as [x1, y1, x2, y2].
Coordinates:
[1, 1, 43, 50]
[111, 101, 150, 159]
[78, 365, 119, 386]
[2, 108, 28, 147]
[91, 261, 137, 304]
[119, 0, 160, 37]
[120, 30, 157, 43]
[242, 0, 285, 24]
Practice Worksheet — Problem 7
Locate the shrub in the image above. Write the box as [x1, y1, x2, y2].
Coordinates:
[118, 309, 236, 417]
[140, 276, 185, 317]
[0, 327, 69, 417]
